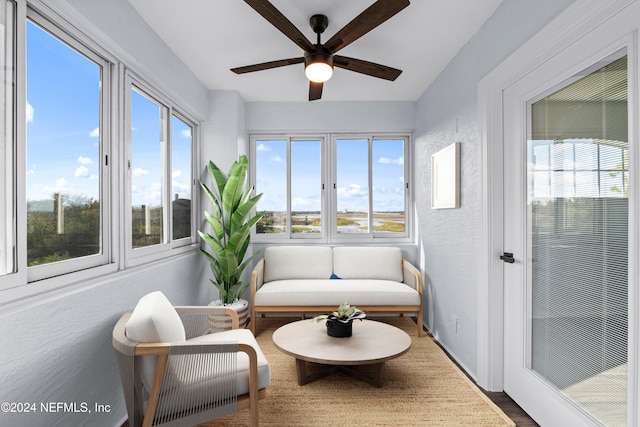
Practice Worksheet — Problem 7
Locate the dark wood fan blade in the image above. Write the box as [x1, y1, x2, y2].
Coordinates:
[231, 57, 304, 74]
[309, 81, 323, 101]
[324, 0, 410, 53]
[244, 0, 314, 52]
[334, 55, 402, 81]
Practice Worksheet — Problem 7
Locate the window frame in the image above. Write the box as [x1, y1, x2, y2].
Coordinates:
[251, 132, 413, 244]
[331, 133, 412, 242]
[0, 1, 200, 303]
[124, 71, 198, 267]
[251, 134, 328, 241]
[24, 7, 114, 283]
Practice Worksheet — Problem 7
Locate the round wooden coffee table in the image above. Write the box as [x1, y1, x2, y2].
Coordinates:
[272, 319, 411, 387]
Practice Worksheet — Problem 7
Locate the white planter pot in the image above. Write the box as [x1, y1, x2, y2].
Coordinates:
[208, 298, 249, 329]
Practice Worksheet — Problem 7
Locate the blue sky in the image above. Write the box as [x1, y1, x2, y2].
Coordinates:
[26, 20, 100, 206]
[26, 20, 192, 209]
[256, 138, 405, 213]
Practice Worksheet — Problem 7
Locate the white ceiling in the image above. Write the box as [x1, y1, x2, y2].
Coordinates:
[127, 0, 503, 103]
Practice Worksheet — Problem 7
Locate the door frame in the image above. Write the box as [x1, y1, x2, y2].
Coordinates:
[477, 0, 639, 423]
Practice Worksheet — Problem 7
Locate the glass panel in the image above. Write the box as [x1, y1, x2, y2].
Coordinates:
[528, 55, 627, 426]
[170, 115, 191, 240]
[336, 138, 369, 233]
[26, 20, 101, 266]
[131, 88, 164, 248]
[0, 0, 14, 276]
[372, 139, 405, 233]
[291, 140, 321, 234]
[255, 139, 287, 234]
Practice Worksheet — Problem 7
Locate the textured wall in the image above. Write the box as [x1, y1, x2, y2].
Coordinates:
[413, 0, 576, 376]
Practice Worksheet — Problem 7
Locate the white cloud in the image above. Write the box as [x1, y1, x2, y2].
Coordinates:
[337, 183, 366, 198]
[378, 156, 404, 165]
[90, 174, 99, 180]
[172, 169, 182, 178]
[256, 143, 271, 152]
[42, 178, 70, 194]
[27, 164, 36, 175]
[172, 180, 191, 198]
[271, 155, 284, 163]
[133, 168, 148, 176]
[181, 129, 191, 139]
[89, 127, 99, 137]
[78, 156, 93, 165]
[74, 165, 89, 177]
[26, 102, 34, 124]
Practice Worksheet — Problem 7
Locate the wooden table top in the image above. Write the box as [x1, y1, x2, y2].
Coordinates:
[272, 319, 412, 366]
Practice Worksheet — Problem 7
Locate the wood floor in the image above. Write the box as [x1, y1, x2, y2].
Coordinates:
[429, 326, 539, 426]
[485, 391, 539, 426]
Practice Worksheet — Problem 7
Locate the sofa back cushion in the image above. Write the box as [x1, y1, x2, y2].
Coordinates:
[264, 246, 333, 282]
[333, 246, 403, 282]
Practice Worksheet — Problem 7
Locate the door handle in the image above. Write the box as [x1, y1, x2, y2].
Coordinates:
[500, 252, 515, 263]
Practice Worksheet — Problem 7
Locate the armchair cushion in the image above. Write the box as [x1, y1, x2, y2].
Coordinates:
[125, 291, 186, 343]
[188, 329, 271, 394]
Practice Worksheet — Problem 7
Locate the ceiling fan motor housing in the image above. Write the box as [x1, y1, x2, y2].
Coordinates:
[304, 45, 334, 68]
[309, 14, 329, 34]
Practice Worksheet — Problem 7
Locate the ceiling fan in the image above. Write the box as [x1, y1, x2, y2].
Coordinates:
[231, 0, 410, 101]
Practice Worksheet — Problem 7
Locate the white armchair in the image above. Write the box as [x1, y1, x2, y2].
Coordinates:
[112, 291, 270, 427]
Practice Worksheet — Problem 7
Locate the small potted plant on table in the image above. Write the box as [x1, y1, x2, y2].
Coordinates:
[314, 302, 366, 337]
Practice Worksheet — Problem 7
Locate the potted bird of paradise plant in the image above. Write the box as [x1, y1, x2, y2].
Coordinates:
[198, 155, 265, 327]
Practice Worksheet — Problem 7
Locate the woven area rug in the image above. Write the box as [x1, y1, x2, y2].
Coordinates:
[198, 317, 515, 427]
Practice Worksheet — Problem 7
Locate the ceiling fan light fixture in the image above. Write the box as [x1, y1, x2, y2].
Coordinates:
[305, 48, 334, 83]
[305, 61, 333, 82]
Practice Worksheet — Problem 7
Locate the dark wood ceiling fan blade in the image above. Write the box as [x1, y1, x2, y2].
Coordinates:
[324, 0, 410, 53]
[309, 81, 323, 101]
[244, 0, 314, 52]
[333, 55, 402, 81]
[231, 57, 304, 74]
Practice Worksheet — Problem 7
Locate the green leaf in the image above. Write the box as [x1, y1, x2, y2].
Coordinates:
[207, 160, 227, 204]
[231, 193, 263, 232]
[222, 156, 248, 215]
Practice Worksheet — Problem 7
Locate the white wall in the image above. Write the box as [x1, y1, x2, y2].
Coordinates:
[247, 101, 415, 133]
[414, 0, 576, 377]
[0, 1, 210, 426]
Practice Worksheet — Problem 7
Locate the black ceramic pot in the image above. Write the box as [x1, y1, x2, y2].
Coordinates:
[326, 319, 353, 337]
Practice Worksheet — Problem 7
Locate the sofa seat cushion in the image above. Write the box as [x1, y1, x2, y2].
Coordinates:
[254, 279, 420, 306]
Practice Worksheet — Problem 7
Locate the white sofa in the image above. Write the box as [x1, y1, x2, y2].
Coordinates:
[249, 246, 424, 337]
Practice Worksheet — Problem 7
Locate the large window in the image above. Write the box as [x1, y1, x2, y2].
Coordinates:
[25, 13, 109, 281]
[0, 3, 199, 300]
[252, 134, 411, 242]
[126, 76, 195, 262]
[255, 137, 323, 236]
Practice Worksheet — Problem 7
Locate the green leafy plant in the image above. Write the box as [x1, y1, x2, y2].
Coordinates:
[314, 302, 366, 323]
[198, 155, 265, 304]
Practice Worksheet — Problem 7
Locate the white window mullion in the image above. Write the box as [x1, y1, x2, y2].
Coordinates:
[367, 136, 374, 236]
